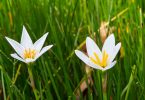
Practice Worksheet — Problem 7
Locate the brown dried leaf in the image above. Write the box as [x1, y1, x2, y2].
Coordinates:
[99, 21, 108, 43]
[99, 21, 116, 43]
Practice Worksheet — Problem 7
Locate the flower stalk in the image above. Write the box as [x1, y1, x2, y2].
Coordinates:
[75, 34, 121, 99]
[102, 72, 107, 100]
[27, 63, 39, 100]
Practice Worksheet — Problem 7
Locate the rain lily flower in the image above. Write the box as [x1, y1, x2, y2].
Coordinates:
[6, 26, 53, 63]
[75, 34, 121, 71]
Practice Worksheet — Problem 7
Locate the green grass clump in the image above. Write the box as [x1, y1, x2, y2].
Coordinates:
[0, 0, 144, 99]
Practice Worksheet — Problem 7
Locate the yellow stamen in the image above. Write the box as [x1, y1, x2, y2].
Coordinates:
[24, 49, 36, 59]
[90, 51, 108, 68]
[94, 52, 101, 64]
[101, 51, 108, 67]
[90, 57, 98, 65]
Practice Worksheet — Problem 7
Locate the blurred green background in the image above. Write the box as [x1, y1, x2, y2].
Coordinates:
[0, 0, 144, 100]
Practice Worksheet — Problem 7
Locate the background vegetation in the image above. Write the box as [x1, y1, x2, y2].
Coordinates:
[0, 0, 144, 99]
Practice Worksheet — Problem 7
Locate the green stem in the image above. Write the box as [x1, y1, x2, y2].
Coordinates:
[12, 64, 21, 85]
[27, 64, 39, 100]
[1, 66, 6, 100]
[97, 71, 103, 100]
[103, 92, 107, 100]
[101, 71, 107, 100]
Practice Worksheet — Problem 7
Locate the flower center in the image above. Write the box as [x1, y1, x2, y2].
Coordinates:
[90, 51, 108, 68]
[23, 48, 36, 59]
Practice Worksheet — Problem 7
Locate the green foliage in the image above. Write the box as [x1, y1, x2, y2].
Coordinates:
[0, 0, 144, 99]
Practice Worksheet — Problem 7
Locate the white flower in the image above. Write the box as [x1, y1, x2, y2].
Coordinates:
[75, 34, 121, 71]
[6, 26, 53, 63]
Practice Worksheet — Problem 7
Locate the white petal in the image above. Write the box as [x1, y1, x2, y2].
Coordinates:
[35, 45, 53, 60]
[25, 58, 35, 63]
[110, 43, 121, 62]
[21, 26, 33, 48]
[11, 53, 25, 63]
[88, 61, 104, 70]
[75, 50, 91, 65]
[75, 50, 103, 70]
[103, 61, 117, 71]
[6, 37, 25, 58]
[86, 37, 102, 59]
[102, 34, 115, 57]
[34, 32, 49, 52]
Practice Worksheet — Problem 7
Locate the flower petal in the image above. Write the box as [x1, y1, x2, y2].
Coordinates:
[110, 43, 121, 62]
[34, 32, 49, 52]
[21, 26, 33, 48]
[35, 45, 53, 60]
[103, 61, 117, 71]
[102, 34, 115, 57]
[6, 37, 25, 58]
[75, 50, 90, 65]
[88, 61, 104, 70]
[11, 53, 25, 63]
[86, 37, 102, 59]
[75, 50, 103, 70]
[25, 58, 35, 63]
